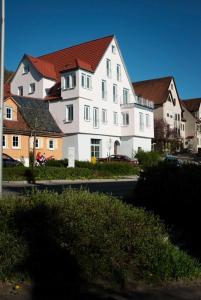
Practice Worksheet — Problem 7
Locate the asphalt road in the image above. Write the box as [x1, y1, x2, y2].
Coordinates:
[2, 180, 136, 199]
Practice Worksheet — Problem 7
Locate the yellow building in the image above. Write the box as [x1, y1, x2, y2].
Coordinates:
[4, 96, 63, 166]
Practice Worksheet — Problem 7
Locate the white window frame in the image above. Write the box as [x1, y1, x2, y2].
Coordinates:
[84, 105, 90, 121]
[3, 135, 7, 148]
[12, 135, 20, 149]
[112, 45, 116, 54]
[117, 64, 121, 81]
[113, 84, 117, 103]
[106, 59, 111, 78]
[146, 114, 150, 128]
[101, 80, 107, 100]
[29, 83, 35, 94]
[93, 107, 99, 128]
[91, 139, 101, 158]
[113, 112, 118, 125]
[63, 73, 76, 90]
[139, 113, 144, 131]
[5, 107, 13, 120]
[123, 88, 129, 104]
[66, 104, 73, 122]
[102, 109, 107, 124]
[86, 75, 92, 89]
[35, 138, 40, 149]
[18, 86, 23, 96]
[122, 112, 129, 126]
[48, 139, 54, 150]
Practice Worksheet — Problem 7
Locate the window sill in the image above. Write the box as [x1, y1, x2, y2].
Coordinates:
[62, 87, 75, 91]
[63, 120, 73, 124]
[28, 92, 35, 95]
[12, 147, 21, 149]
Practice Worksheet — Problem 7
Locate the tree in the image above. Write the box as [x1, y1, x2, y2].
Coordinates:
[4, 68, 14, 83]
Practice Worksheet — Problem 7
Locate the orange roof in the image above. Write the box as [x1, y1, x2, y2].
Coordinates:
[182, 98, 201, 112]
[36, 35, 114, 80]
[26, 55, 57, 80]
[133, 76, 172, 104]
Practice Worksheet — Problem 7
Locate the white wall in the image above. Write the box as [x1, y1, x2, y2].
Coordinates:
[11, 57, 55, 98]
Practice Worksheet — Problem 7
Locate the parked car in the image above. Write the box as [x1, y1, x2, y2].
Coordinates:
[193, 155, 201, 165]
[164, 155, 181, 167]
[3, 153, 22, 167]
[98, 155, 139, 165]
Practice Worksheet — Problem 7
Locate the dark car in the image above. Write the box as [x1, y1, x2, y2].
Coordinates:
[98, 154, 139, 165]
[3, 153, 22, 167]
[164, 155, 181, 167]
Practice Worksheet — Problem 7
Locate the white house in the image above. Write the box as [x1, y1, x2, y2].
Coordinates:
[10, 35, 154, 161]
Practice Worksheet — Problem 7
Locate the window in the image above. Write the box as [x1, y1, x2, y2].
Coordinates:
[29, 83, 35, 94]
[101, 80, 107, 100]
[66, 104, 73, 122]
[113, 84, 117, 103]
[81, 73, 92, 89]
[6, 107, 12, 120]
[117, 64, 121, 81]
[81, 73, 86, 88]
[23, 65, 29, 74]
[86, 75, 92, 89]
[63, 73, 76, 89]
[93, 107, 99, 128]
[123, 88, 129, 104]
[112, 45, 116, 54]
[12, 135, 20, 148]
[35, 138, 40, 149]
[106, 59, 111, 77]
[18, 86, 23, 96]
[113, 112, 118, 125]
[3, 135, 6, 148]
[49, 139, 54, 150]
[146, 114, 150, 128]
[84, 105, 90, 121]
[91, 139, 101, 158]
[167, 113, 169, 117]
[139, 113, 144, 131]
[122, 112, 129, 125]
[102, 109, 107, 124]
[178, 114, 180, 121]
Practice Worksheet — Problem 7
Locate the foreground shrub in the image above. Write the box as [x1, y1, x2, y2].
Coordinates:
[131, 162, 201, 257]
[135, 150, 161, 169]
[0, 190, 200, 285]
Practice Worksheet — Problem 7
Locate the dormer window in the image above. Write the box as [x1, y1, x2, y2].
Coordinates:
[81, 73, 92, 90]
[29, 83, 35, 94]
[63, 73, 76, 90]
[23, 65, 29, 74]
[18, 86, 23, 96]
[6, 107, 13, 120]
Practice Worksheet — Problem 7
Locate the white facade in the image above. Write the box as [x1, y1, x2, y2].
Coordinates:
[49, 37, 154, 160]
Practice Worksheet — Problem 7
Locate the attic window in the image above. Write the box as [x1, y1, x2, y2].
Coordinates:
[112, 45, 116, 54]
[6, 107, 13, 120]
[23, 65, 29, 74]
[63, 73, 76, 90]
[29, 83, 35, 94]
[171, 83, 174, 90]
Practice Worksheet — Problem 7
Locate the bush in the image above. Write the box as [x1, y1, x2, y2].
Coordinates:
[135, 150, 161, 169]
[46, 159, 68, 167]
[0, 190, 200, 284]
[131, 162, 201, 258]
[3, 166, 27, 181]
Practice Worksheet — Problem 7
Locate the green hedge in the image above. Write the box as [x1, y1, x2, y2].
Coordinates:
[135, 150, 161, 169]
[0, 190, 200, 284]
[3, 163, 139, 181]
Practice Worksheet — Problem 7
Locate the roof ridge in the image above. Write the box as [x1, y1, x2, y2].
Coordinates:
[38, 35, 114, 59]
[133, 76, 173, 85]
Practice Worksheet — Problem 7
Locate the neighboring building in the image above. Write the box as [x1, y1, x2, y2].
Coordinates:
[133, 76, 184, 152]
[3, 96, 63, 166]
[10, 35, 154, 161]
[182, 98, 201, 153]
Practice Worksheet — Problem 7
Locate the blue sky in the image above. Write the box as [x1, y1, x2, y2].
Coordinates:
[5, 0, 201, 99]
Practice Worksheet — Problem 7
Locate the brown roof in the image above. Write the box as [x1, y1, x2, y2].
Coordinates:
[3, 108, 29, 133]
[182, 98, 201, 112]
[133, 76, 172, 104]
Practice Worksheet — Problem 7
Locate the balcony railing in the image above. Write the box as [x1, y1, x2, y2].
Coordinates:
[135, 96, 154, 109]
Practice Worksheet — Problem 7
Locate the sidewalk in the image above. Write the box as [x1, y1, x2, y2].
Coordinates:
[3, 175, 139, 186]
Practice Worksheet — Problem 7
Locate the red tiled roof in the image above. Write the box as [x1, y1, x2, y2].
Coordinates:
[38, 35, 113, 79]
[4, 83, 11, 97]
[3, 108, 29, 132]
[182, 98, 201, 112]
[26, 55, 57, 80]
[133, 76, 172, 104]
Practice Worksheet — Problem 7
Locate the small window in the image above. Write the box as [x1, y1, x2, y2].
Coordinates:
[167, 113, 169, 117]
[113, 84, 117, 103]
[102, 109, 107, 124]
[18, 86, 23, 96]
[81, 73, 86, 88]
[23, 65, 29, 74]
[146, 114, 150, 128]
[86, 75, 92, 89]
[12, 135, 20, 148]
[49, 139, 54, 150]
[102, 80, 107, 100]
[63, 73, 76, 90]
[93, 107, 99, 128]
[35, 138, 40, 149]
[139, 113, 144, 131]
[117, 64, 121, 81]
[29, 83, 35, 94]
[123, 88, 129, 104]
[113, 112, 118, 125]
[106, 59, 111, 77]
[84, 105, 90, 121]
[6, 107, 12, 120]
[112, 45, 116, 54]
[122, 112, 129, 125]
[66, 105, 73, 122]
[3, 135, 6, 148]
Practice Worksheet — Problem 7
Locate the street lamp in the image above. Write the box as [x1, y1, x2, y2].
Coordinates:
[0, 0, 5, 197]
